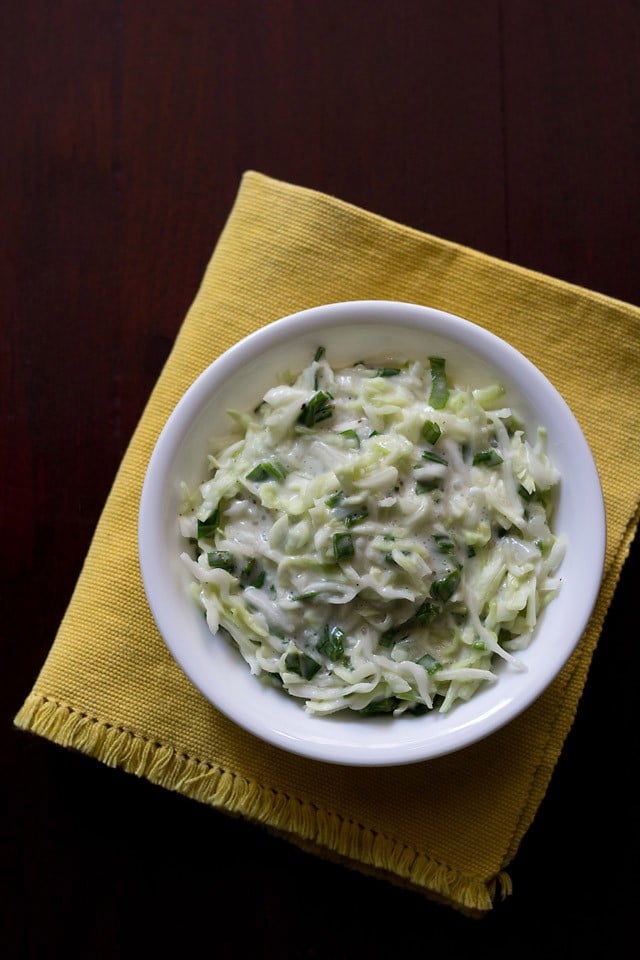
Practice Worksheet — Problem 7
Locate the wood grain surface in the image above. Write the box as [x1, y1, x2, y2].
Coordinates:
[2, 2, 638, 956]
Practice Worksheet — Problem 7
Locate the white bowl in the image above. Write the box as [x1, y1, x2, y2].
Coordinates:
[138, 300, 605, 766]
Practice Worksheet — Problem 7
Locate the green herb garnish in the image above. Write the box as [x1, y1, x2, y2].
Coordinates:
[317, 624, 346, 660]
[207, 550, 235, 572]
[284, 651, 321, 680]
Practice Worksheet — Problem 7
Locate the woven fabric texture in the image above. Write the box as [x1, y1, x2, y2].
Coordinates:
[16, 171, 640, 914]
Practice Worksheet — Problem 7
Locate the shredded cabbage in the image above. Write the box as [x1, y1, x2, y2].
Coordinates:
[179, 351, 565, 717]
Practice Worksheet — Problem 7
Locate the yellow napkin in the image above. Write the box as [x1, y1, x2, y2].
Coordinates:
[16, 171, 640, 915]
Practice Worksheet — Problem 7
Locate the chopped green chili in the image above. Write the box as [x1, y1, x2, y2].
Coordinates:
[433, 534, 455, 554]
[415, 600, 440, 627]
[297, 390, 334, 427]
[428, 357, 449, 409]
[518, 483, 543, 503]
[377, 367, 401, 377]
[422, 449, 448, 466]
[473, 449, 503, 467]
[416, 478, 441, 494]
[246, 459, 287, 482]
[196, 507, 219, 539]
[325, 490, 343, 508]
[313, 345, 325, 362]
[422, 420, 442, 444]
[430, 568, 461, 603]
[344, 510, 368, 528]
[333, 532, 355, 561]
[417, 652, 443, 675]
[410, 702, 431, 715]
[360, 696, 399, 715]
[240, 559, 266, 589]
[339, 429, 360, 445]
[379, 627, 399, 647]
[384, 548, 409, 564]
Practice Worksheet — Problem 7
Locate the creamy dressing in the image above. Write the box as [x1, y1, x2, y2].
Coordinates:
[179, 352, 565, 717]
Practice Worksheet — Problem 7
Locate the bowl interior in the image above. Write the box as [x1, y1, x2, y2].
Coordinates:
[139, 300, 605, 766]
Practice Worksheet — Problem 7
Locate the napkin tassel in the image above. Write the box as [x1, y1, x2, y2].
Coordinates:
[15, 692, 510, 912]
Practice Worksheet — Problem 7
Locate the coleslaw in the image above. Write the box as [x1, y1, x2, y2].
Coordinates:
[179, 349, 565, 717]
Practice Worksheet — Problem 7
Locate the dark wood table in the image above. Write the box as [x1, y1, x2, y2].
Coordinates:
[3, 2, 638, 955]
